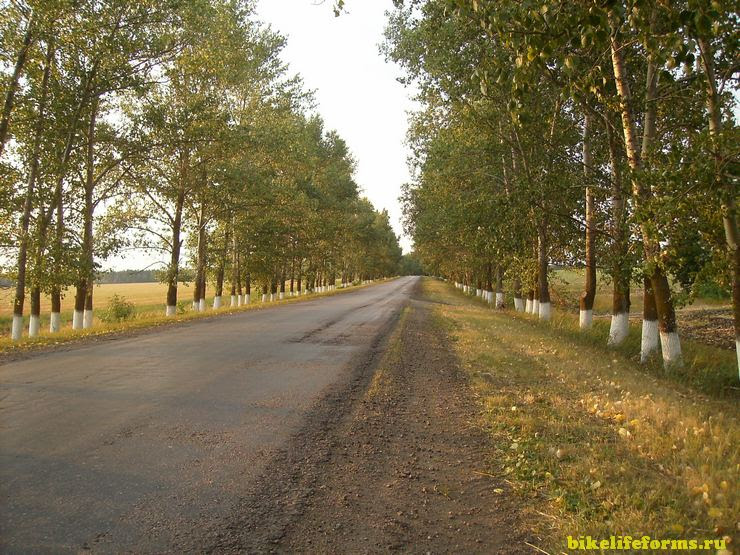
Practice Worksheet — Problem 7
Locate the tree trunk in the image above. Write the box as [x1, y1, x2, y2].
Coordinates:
[537, 224, 551, 320]
[609, 13, 681, 366]
[698, 36, 740, 377]
[0, 15, 34, 156]
[604, 114, 631, 346]
[12, 39, 52, 340]
[75, 96, 99, 330]
[165, 186, 186, 316]
[495, 266, 505, 309]
[84, 287, 93, 328]
[30, 286, 42, 335]
[513, 277, 524, 312]
[51, 165, 65, 330]
[580, 112, 597, 329]
[641, 277, 659, 362]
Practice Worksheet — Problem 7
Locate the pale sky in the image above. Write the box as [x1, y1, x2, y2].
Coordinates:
[256, 0, 416, 253]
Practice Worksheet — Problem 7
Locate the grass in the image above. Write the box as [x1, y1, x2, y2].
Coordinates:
[0, 279, 384, 355]
[423, 277, 739, 554]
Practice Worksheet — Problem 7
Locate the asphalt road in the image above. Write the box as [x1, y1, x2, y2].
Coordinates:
[0, 276, 418, 553]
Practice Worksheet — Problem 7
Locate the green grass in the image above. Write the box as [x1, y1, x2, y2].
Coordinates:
[424, 278, 738, 554]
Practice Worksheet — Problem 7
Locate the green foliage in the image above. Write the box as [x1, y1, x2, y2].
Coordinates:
[99, 294, 136, 323]
[398, 253, 425, 275]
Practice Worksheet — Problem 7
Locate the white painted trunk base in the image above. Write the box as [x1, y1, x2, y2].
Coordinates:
[244, 294, 250, 304]
[525, 299, 532, 313]
[579, 309, 593, 329]
[50, 312, 61, 332]
[496, 292, 504, 308]
[514, 298, 524, 312]
[261, 294, 267, 303]
[213, 296, 222, 309]
[11, 315, 23, 340]
[533, 299, 540, 315]
[659, 331, 683, 367]
[538, 301, 551, 321]
[640, 319, 659, 363]
[29, 315, 40, 337]
[166, 305, 176, 317]
[230, 295, 237, 307]
[198, 299, 206, 312]
[73, 310, 84, 330]
[83, 309, 93, 329]
[608, 312, 630, 346]
[279, 292, 284, 300]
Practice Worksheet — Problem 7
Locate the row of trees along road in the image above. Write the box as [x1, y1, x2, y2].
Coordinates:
[1, 0, 402, 340]
[384, 0, 738, 373]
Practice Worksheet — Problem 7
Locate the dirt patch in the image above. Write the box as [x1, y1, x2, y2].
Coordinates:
[195, 286, 532, 553]
[677, 308, 735, 350]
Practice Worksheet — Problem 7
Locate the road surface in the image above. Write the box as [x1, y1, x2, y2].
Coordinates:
[0, 277, 418, 552]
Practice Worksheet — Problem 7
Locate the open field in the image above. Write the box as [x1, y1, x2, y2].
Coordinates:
[550, 269, 735, 350]
[424, 278, 738, 552]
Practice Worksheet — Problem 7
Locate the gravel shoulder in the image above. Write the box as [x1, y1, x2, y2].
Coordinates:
[198, 282, 531, 553]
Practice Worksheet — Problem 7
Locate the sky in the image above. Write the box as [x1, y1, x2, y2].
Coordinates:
[255, 0, 417, 253]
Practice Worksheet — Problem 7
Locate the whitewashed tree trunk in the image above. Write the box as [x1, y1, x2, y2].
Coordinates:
[213, 296, 222, 309]
[261, 294, 267, 303]
[83, 309, 93, 329]
[166, 305, 176, 317]
[660, 331, 682, 366]
[28, 315, 39, 337]
[514, 297, 524, 311]
[532, 299, 540, 315]
[11, 316, 23, 340]
[198, 298, 205, 312]
[608, 313, 630, 346]
[538, 301, 551, 321]
[279, 292, 284, 300]
[640, 319, 659, 362]
[73, 310, 83, 329]
[230, 295, 237, 307]
[244, 294, 250, 304]
[525, 298, 532, 313]
[50, 312, 61, 332]
[496, 292, 504, 309]
[579, 309, 593, 329]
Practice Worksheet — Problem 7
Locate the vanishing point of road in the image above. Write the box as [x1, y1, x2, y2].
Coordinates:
[0, 277, 418, 552]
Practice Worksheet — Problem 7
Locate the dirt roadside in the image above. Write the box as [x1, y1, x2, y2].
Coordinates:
[197, 284, 534, 553]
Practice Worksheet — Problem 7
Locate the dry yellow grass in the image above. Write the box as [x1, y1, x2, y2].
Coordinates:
[0, 282, 192, 319]
[424, 278, 738, 554]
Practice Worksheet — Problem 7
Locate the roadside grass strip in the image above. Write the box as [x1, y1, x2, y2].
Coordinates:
[423, 278, 739, 552]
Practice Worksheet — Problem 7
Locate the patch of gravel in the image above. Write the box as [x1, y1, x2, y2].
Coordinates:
[189, 284, 532, 553]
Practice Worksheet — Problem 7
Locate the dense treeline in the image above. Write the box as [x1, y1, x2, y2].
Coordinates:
[384, 0, 738, 372]
[1, 0, 401, 339]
